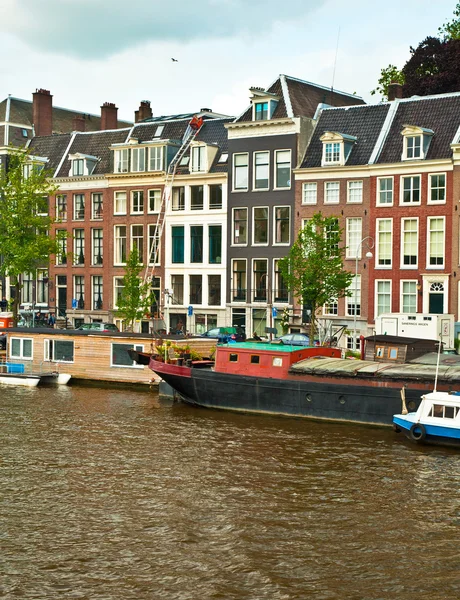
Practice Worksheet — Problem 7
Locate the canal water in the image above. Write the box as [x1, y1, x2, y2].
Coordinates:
[1, 384, 459, 600]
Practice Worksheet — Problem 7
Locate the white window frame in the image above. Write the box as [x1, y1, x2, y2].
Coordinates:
[400, 217, 418, 269]
[191, 145, 206, 173]
[347, 274, 361, 316]
[231, 258, 247, 303]
[253, 151, 270, 191]
[400, 280, 418, 313]
[428, 172, 446, 205]
[403, 135, 422, 160]
[274, 149, 291, 190]
[91, 193, 103, 220]
[346, 217, 362, 259]
[10, 337, 33, 360]
[72, 158, 84, 176]
[273, 205, 290, 246]
[73, 194, 85, 220]
[131, 147, 145, 173]
[375, 280, 392, 318]
[131, 190, 144, 214]
[427, 216, 445, 269]
[302, 182, 317, 205]
[233, 153, 249, 191]
[232, 207, 248, 246]
[92, 275, 103, 311]
[324, 181, 340, 204]
[149, 146, 163, 172]
[91, 228, 103, 266]
[111, 343, 145, 369]
[130, 224, 144, 262]
[113, 276, 124, 309]
[376, 218, 392, 269]
[322, 141, 342, 165]
[114, 149, 129, 173]
[377, 176, 394, 206]
[114, 225, 127, 266]
[114, 191, 127, 215]
[347, 180, 363, 204]
[56, 194, 67, 221]
[148, 189, 161, 214]
[44, 339, 75, 363]
[400, 175, 421, 206]
[148, 224, 160, 266]
[252, 206, 269, 246]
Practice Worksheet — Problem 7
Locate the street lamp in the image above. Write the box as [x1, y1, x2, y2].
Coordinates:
[353, 236, 374, 352]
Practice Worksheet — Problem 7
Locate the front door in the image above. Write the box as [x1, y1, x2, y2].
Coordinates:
[428, 282, 444, 314]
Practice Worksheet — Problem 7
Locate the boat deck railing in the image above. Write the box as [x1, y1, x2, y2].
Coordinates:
[0, 358, 62, 375]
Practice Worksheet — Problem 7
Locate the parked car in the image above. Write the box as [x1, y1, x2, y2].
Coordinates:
[201, 326, 246, 342]
[276, 333, 311, 346]
[77, 322, 119, 332]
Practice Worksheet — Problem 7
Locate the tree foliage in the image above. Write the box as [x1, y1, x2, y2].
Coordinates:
[278, 213, 353, 341]
[438, 2, 460, 40]
[116, 247, 155, 331]
[370, 64, 405, 100]
[0, 150, 59, 323]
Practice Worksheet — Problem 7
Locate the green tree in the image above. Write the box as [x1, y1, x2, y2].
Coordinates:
[439, 2, 460, 40]
[0, 150, 59, 324]
[278, 213, 353, 342]
[116, 247, 155, 331]
[370, 64, 405, 101]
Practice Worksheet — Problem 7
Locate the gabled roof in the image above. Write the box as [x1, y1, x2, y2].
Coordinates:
[300, 104, 390, 168]
[235, 74, 364, 123]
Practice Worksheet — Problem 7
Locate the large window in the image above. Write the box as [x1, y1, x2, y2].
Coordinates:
[401, 218, 418, 267]
[274, 150, 291, 188]
[56, 231, 67, 265]
[74, 275, 85, 309]
[254, 151, 269, 190]
[233, 208, 247, 245]
[10, 338, 33, 360]
[255, 101, 268, 120]
[114, 225, 127, 265]
[131, 191, 144, 214]
[208, 275, 221, 306]
[91, 193, 103, 220]
[253, 259, 267, 301]
[131, 225, 144, 261]
[92, 228, 103, 265]
[37, 270, 48, 304]
[377, 219, 392, 267]
[113, 277, 124, 309]
[274, 206, 290, 244]
[302, 182, 317, 205]
[92, 275, 103, 310]
[56, 195, 67, 221]
[428, 217, 445, 267]
[401, 281, 417, 313]
[44, 339, 74, 362]
[429, 173, 446, 203]
[347, 275, 361, 316]
[172, 187, 185, 211]
[148, 225, 160, 266]
[149, 146, 163, 172]
[131, 147, 145, 172]
[347, 180, 363, 204]
[190, 185, 204, 210]
[114, 149, 129, 173]
[209, 225, 222, 264]
[191, 146, 205, 172]
[253, 207, 268, 245]
[377, 177, 393, 205]
[74, 229, 85, 265]
[233, 153, 249, 190]
[111, 343, 144, 368]
[171, 274, 184, 305]
[114, 191, 127, 215]
[376, 281, 391, 316]
[21, 272, 33, 304]
[274, 259, 288, 302]
[401, 175, 421, 204]
[190, 225, 203, 263]
[346, 218, 362, 259]
[232, 259, 246, 302]
[148, 189, 161, 213]
[325, 181, 340, 204]
[324, 298, 338, 315]
[209, 184, 222, 209]
[171, 226, 184, 263]
[73, 194, 85, 220]
[189, 275, 202, 304]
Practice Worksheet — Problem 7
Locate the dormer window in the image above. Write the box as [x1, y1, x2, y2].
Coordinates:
[320, 132, 357, 167]
[191, 145, 206, 172]
[249, 88, 280, 122]
[69, 153, 97, 177]
[131, 147, 145, 172]
[73, 159, 84, 176]
[114, 149, 129, 173]
[149, 146, 164, 171]
[401, 125, 434, 161]
[255, 102, 268, 121]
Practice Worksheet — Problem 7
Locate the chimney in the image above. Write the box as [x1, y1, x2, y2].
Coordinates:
[388, 82, 403, 101]
[137, 100, 153, 122]
[72, 115, 86, 132]
[100, 102, 118, 130]
[134, 110, 140, 123]
[32, 88, 53, 137]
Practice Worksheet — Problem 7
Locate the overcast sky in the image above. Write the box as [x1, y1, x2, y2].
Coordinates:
[0, 0, 457, 121]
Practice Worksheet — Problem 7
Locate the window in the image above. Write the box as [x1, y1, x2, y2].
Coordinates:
[92, 275, 103, 310]
[324, 142, 340, 163]
[250, 355, 260, 364]
[325, 218, 339, 253]
[72, 158, 84, 176]
[56, 231, 67, 265]
[114, 225, 127, 265]
[149, 146, 163, 171]
[428, 217, 445, 267]
[154, 125, 164, 138]
[189, 275, 202, 304]
[402, 281, 417, 313]
[208, 275, 221, 306]
[232, 259, 247, 302]
[401, 175, 421, 204]
[21, 272, 33, 304]
[377, 219, 392, 267]
[324, 298, 338, 315]
[150, 276, 161, 317]
[111, 343, 144, 368]
[405, 136, 421, 159]
[209, 184, 222, 209]
[92, 228, 103, 265]
[253, 259, 267, 301]
[429, 173, 446, 203]
[302, 182, 317, 205]
[190, 186, 204, 210]
[347, 275, 361, 316]
[131, 225, 144, 261]
[44, 339, 74, 362]
[325, 181, 340, 204]
[11, 338, 33, 360]
[37, 270, 48, 304]
[148, 189, 161, 213]
[113, 277, 124, 309]
[229, 353, 238, 362]
[114, 191, 127, 215]
[74, 229, 85, 265]
[172, 187, 185, 211]
[190, 225, 203, 263]
[346, 218, 362, 259]
[255, 101, 268, 120]
[209, 225, 222, 264]
[233, 208, 247, 245]
[253, 207, 268, 245]
[114, 149, 129, 173]
[56, 195, 67, 221]
[131, 147, 145, 172]
[171, 226, 184, 263]
[377, 177, 393, 205]
[148, 224, 160, 266]
[74, 275, 85, 309]
[254, 151, 269, 190]
[191, 146, 206, 172]
[274, 206, 290, 244]
[401, 219, 418, 267]
[131, 191, 144, 214]
[388, 348, 399, 360]
[171, 274, 184, 304]
[274, 259, 288, 302]
[91, 193, 103, 220]
[376, 280, 391, 316]
[233, 154, 249, 190]
[275, 150, 291, 188]
[347, 180, 363, 204]
[73, 194, 85, 220]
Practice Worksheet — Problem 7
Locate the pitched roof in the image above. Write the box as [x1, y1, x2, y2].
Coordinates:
[27, 133, 73, 173]
[235, 74, 364, 123]
[300, 104, 390, 168]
